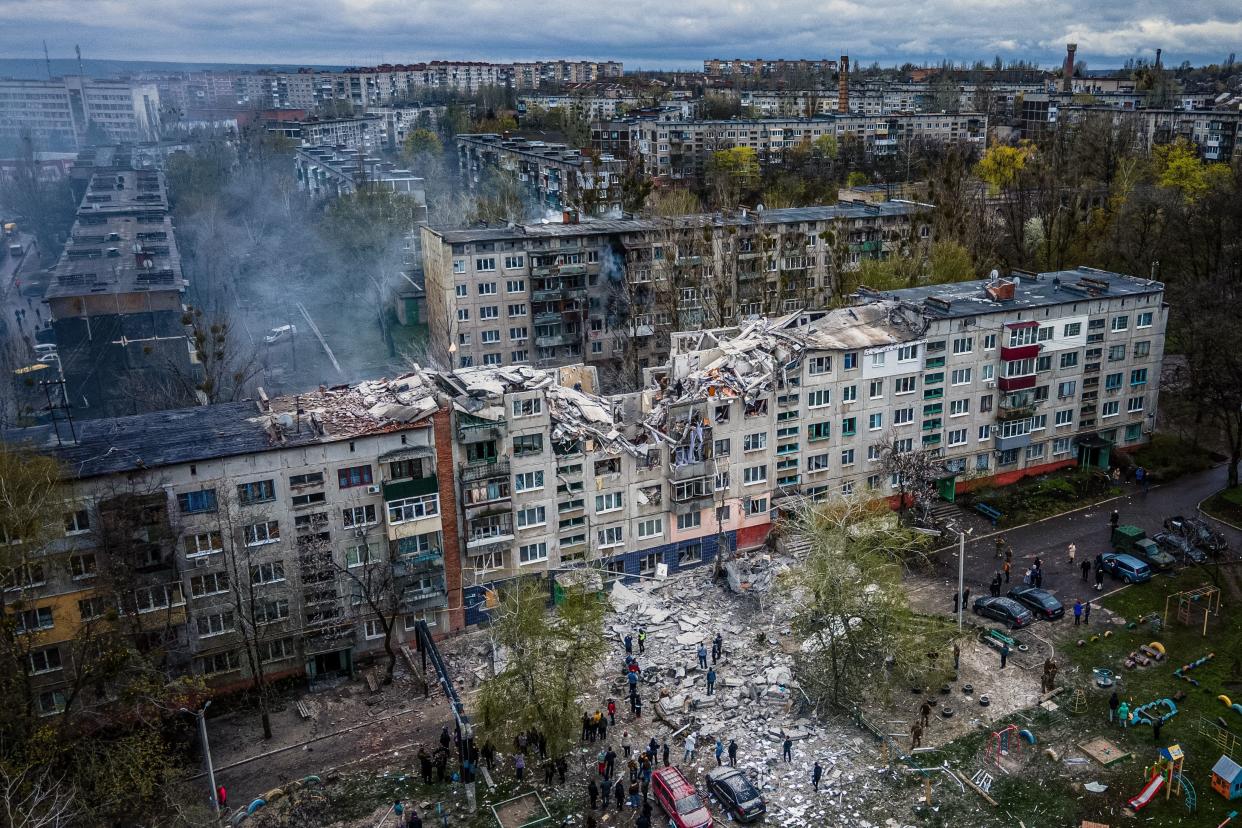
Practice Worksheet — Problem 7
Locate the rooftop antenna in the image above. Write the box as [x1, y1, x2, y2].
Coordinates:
[43, 40, 52, 79]
[75, 44, 84, 78]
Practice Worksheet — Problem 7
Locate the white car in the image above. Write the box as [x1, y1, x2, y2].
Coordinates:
[263, 324, 296, 345]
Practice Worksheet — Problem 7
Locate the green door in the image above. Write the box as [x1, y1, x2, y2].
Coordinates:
[937, 476, 957, 502]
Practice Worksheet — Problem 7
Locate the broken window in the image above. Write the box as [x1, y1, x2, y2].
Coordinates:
[745, 399, 768, 418]
[593, 457, 621, 476]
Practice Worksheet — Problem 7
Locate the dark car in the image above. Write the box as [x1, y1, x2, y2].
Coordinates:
[973, 596, 1034, 629]
[1100, 552, 1153, 584]
[1163, 515, 1228, 556]
[706, 766, 766, 822]
[1007, 585, 1065, 620]
[1153, 531, 1208, 564]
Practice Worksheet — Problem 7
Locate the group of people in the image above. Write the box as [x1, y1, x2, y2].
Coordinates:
[587, 736, 668, 813]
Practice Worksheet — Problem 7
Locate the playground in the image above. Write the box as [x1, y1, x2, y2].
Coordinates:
[893, 566, 1242, 827]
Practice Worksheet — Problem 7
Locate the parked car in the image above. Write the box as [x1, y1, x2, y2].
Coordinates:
[972, 596, 1034, 629]
[652, 766, 713, 828]
[1111, 525, 1172, 570]
[705, 767, 766, 823]
[1007, 585, 1065, 620]
[1152, 531, 1208, 565]
[263, 324, 297, 345]
[1163, 515, 1229, 556]
[1100, 552, 1153, 584]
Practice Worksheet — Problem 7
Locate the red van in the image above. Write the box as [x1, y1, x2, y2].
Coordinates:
[651, 765, 713, 828]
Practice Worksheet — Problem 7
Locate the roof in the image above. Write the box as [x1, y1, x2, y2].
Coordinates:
[869, 267, 1163, 320]
[428, 202, 929, 244]
[1214, 755, 1242, 781]
[46, 213, 184, 300]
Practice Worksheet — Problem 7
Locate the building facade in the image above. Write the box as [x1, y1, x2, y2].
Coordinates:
[295, 145, 428, 211]
[456, 133, 628, 215]
[0, 76, 162, 151]
[420, 202, 932, 375]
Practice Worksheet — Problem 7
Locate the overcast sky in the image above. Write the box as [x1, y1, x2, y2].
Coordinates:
[2, 0, 1240, 69]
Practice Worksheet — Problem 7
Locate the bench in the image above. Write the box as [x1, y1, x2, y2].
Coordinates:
[974, 503, 1003, 526]
[365, 669, 381, 694]
[295, 701, 313, 720]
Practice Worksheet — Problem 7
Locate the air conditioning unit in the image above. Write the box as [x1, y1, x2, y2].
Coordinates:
[353, 527, 367, 538]
[193, 557, 209, 568]
[367, 485, 381, 494]
[985, 381, 996, 388]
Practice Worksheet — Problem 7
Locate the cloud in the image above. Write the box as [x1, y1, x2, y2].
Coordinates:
[0, 0, 1238, 68]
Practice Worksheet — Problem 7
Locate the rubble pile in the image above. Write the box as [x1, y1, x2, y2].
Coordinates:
[600, 573, 913, 827]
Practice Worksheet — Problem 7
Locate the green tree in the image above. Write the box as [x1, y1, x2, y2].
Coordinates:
[706, 146, 760, 208]
[845, 171, 869, 187]
[1152, 139, 1232, 203]
[474, 579, 608, 760]
[928, 240, 976, 282]
[974, 142, 1033, 193]
[402, 128, 443, 161]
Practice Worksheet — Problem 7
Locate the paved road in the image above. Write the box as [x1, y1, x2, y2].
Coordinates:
[938, 464, 1240, 612]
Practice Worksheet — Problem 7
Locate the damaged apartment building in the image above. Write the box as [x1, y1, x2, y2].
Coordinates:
[420, 202, 932, 378]
[3, 266, 1165, 708]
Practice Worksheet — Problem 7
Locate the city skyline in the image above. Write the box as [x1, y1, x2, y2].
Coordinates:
[2, 0, 1240, 70]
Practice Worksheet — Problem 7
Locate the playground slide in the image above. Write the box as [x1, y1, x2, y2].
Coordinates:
[1128, 774, 1165, 811]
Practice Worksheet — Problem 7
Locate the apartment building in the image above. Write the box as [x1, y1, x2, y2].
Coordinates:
[45, 167, 196, 419]
[0, 76, 162, 151]
[592, 113, 987, 180]
[456, 133, 628, 215]
[265, 114, 384, 150]
[295, 145, 428, 211]
[3, 375, 457, 711]
[420, 202, 932, 375]
[1052, 106, 1242, 162]
[703, 58, 839, 78]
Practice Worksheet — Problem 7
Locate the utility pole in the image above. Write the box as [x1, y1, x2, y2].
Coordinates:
[181, 701, 219, 814]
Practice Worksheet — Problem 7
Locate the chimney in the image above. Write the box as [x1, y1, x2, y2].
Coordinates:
[562, 208, 579, 224]
[1155, 48, 1162, 71]
[838, 55, 850, 113]
[1062, 43, 1077, 93]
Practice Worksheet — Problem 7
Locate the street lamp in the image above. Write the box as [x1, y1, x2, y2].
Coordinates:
[180, 701, 219, 814]
[948, 523, 974, 631]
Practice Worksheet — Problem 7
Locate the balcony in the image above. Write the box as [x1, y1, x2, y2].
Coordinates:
[459, 459, 510, 484]
[1000, 344, 1041, 361]
[994, 431, 1032, 452]
[671, 458, 709, 480]
[401, 579, 448, 611]
[924, 372, 944, 385]
[383, 475, 438, 500]
[393, 551, 444, 577]
[924, 356, 946, 369]
[923, 388, 944, 400]
[672, 494, 714, 515]
[534, 311, 562, 325]
[536, 332, 579, 348]
[997, 374, 1036, 393]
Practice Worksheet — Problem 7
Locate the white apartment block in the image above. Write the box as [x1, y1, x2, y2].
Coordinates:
[420, 202, 932, 374]
[0, 76, 162, 151]
[456, 133, 628, 215]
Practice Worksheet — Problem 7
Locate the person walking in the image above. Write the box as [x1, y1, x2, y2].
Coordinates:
[557, 756, 568, 784]
[605, 746, 616, 780]
[1135, 466, 1147, 493]
[1083, 600, 1091, 625]
[952, 642, 960, 671]
[607, 699, 616, 726]
[1109, 509, 1120, 530]
[683, 733, 696, 764]
[393, 801, 404, 820]
[419, 747, 433, 784]
[582, 712, 591, 742]
[648, 737, 658, 762]
[812, 760, 823, 791]
[514, 752, 526, 783]
[1034, 567, 1043, 589]
[1000, 641, 1010, 669]
[624, 633, 633, 655]
[715, 738, 724, 767]
[641, 760, 651, 800]
[628, 778, 640, 809]
[1073, 599, 1083, 626]
[588, 778, 599, 809]
[962, 587, 971, 609]
[638, 627, 646, 654]
[1108, 691, 1119, 722]
[542, 758, 555, 785]
[727, 739, 737, 768]
[782, 734, 793, 762]
[599, 715, 608, 742]
[697, 642, 708, 670]
[910, 722, 923, 750]
[600, 775, 611, 809]
[1095, 563, 1105, 592]
[1080, 559, 1091, 582]
[713, 632, 723, 664]
[613, 779, 625, 814]
[1003, 559, 1011, 583]
[622, 732, 631, 759]
[953, 591, 960, 614]
[1067, 542, 1077, 567]
[994, 536, 1005, 559]
[706, 667, 717, 696]
[217, 785, 228, 810]
[633, 695, 643, 718]
[1117, 700, 1131, 728]
[920, 699, 932, 729]
[662, 739, 670, 767]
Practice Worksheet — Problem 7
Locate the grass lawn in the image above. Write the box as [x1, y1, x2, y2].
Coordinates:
[963, 467, 1121, 528]
[1129, 434, 1221, 484]
[1203, 487, 1242, 528]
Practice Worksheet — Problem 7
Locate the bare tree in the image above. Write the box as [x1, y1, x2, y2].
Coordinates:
[0, 765, 79, 828]
[873, 430, 943, 526]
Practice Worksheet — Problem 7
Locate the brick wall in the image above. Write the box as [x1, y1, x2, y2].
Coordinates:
[434, 408, 466, 633]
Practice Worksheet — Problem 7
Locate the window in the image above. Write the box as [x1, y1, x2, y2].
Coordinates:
[808, 356, 832, 374]
[1057, 380, 1077, 398]
[975, 452, 990, 470]
[480, 306, 499, 320]
[1025, 442, 1045, 461]
[509, 326, 529, 341]
[262, 638, 296, 663]
[190, 572, 228, 598]
[895, 438, 913, 453]
[1102, 401, 1120, 417]
[841, 417, 857, 436]
[893, 407, 914, 425]
[597, 527, 624, 548]
[1136, 311, 1153, 328]
[870, 352, 886, 368]
[29, 647, 62, 674]
[1055, 409, 1073, 426]
[291, 491, 326, 508]
[178, 489, 218, 513]
[868, 379, 884, 399]
[457, 309, 470, 322]
[388, 493, 440, 523]
[512, 398, 543, 417]
[1052, 437, 1072, 456]
[983, 334, 997, 350]
[1108, 345, 1126, 362]
[1111, 315, 1128, 332]
[197, 610, 235, 638]
[1105, 372, 1123, 390]
[897, 345, 919, 362]
[998, 448, 1020, 466]
[364, 619, 386, 640]
[1057, 352, 1079, 369]
[713, 438, 731, 457]
[478, 282, 497, 295]
[982, 364, 995, 381]
[843, 352, 857, 370]
[952, 337, 973, 354]
[868, 413, 883, 430]
[842, 385, 857, 403]
[508, 303, 528, 316]
[949, 399, 969, 416]
[517, 506, 547, 528]
[16, 607, 53, 633]
[1008, 326, 1037, 347]
[867, 474, 882, 490]
[186, 531, 223, 558]
[78, 596, 106, 621]
[512, 350, 528, 362]
[1063, 322, 1081, 337]
[505, 256, 525, 271]
[1036, 355, 1052, 372]
[637, 518, 663, 539]
[1130, 368, 1148, 386]
[807, 389, 831, 408]
[1037, 326, 1054, 342]
[978, 424, 991, 440]
[244, 520, 280, 546]
[894, 376, 917, 394]
[237, 480, 276, 505]
[743, 465, 767, 485]
[475, 257, 496, 271]
[950, 368, 972, 385]
[745, 497, 768, 516]
[744, 432, 767, 452]
[63, 508, 90, 534]
[68, 552, 97, 579]
[342, 504, 377, 528]
[948, 428, 967, 446]
[1134, 341, 1151, 358]
[255, 599, 290, 624]
[1005, 358, 1035, 377]
[198, 651, 240, 675]
[595, 492, 623, 513]
[678, 543, 704, 565]
[1127, 396, 1145, 413]
[514, 471, 545, 492]
[1125, 423, 1143, 442]
[481, 330, 500, 344]
[807, 454, 829, 472]
[251, 561, 286, 584]
[337, 465, 373, 489]
[289, 472, 324, 487]
[513, 434, 543, 456]
[453, 259, 466, 274]
[405, 610, 438, 631]
[677, 512, 702, 531]
[455, 284, 467, 298]
[37, 690, 67, 716]
[714, 470, 730, 490]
